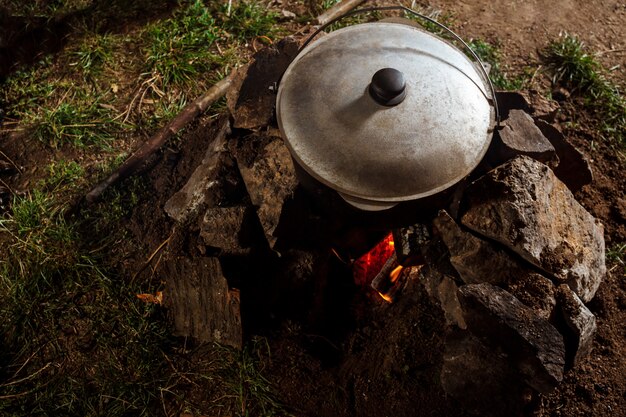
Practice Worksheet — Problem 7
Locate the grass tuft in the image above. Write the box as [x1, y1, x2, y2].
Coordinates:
[145, 0, 220, 86]
[31, 97, 118, 148]
[544, 33, 626, 145]
[73, 33, 116, 76]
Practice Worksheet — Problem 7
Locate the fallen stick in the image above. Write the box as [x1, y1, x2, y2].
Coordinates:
[315, 0, 366, 25]
[84, 74, 234, 203]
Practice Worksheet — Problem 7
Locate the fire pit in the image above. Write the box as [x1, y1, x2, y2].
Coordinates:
[159, 20, 605, 417]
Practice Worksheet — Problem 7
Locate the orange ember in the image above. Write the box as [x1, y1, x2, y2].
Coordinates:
[352, 233, 395, 287]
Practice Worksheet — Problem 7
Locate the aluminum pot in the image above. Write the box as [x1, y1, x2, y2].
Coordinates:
[276, 6, 499, 212]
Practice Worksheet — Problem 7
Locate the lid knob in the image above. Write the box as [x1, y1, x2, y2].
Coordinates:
[368, 68, 407, 106]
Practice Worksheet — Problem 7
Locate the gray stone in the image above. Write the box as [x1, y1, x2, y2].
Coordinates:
[461, 155, 606, 303]
[458, 283, 565, 393]
[441, 329, 529, 417]
[507, 273, 557, 321]
[233, 135, 298, 248]
[534, 119, 592, 193]
[498, 109, 558, 165]
[200, 206, 248, 251]
[164, 119, 230, 223]
[556, 284, 597, 367]
[433, 210, 529, 286]
[415, 265, 466, 329]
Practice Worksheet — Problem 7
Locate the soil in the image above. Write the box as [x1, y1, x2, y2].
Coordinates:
[1, 1, 624, 416]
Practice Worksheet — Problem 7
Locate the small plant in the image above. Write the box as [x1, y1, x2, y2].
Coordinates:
[607, 243, 625, 274]
[74, 33, 115, 75]
[545, 33, 626, 145]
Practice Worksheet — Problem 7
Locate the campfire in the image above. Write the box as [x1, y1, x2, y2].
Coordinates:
[157, 30, 605, 417]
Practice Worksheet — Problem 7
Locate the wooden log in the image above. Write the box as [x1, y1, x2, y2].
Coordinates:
[84, 74, 234, 204]
[315, 0, 367, 25]
[163, 256, 242, 349]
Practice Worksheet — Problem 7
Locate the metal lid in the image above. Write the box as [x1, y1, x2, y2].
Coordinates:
[276, 22, 496, 206]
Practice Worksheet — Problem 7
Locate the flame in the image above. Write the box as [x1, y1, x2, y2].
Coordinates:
[378, 292, 393, 303]
[389, 265, 404, 283]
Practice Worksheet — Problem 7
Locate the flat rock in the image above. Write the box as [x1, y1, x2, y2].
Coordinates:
[164, 119, 230, 223]
[458, 283, 565, 393]
[441, 329, 529, 417]
[226, 37, 299, 130]
[556, 284, 597, 367]
[232, 135, 298, 248]
[498, 109, 558, 165]
[433, 210, 531, 286]
[534, 119, 592, 193]
[163, 257, 242, 349]
[461, 155, 606, 302]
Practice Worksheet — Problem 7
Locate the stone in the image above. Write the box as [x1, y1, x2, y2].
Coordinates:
[498, 109, 558, 165]
[556, 284, 597, 367]
[433, 210, 530, 286]
[441, 329, 529, 417]
[163, 257, 242, 349]
[458, 283, 565, 393]
[495, 91, 531, 120]
[461, 156, 606, 303]
[200, 206, 249, 252]
[226, 37, 299, 130]
[534, 119, 592, 193]
[416, 265, 466, 329]
[164, 119, 230, 223]
[507, 273, 557, 321]
[232, 135, 298, 248]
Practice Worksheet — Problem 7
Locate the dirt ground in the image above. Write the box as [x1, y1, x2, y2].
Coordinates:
[1, 0, 624, 416]
[255, 2, 626, 416]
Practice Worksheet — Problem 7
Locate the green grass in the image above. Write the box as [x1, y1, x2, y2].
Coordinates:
[545, 33, 626, 145]
[220, 338, 291, 417]
[145, 0, 221, 86]
[468, 39, 526, 91]
[0, 1, 289, 415]
[0, 177, 170, 416]
[31, 96, 119, 148]
[218, 1, 280, 41]
[73, 33, 116, 76]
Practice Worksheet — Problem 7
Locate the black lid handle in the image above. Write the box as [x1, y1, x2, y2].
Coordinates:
[369, 68, 407, 106]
